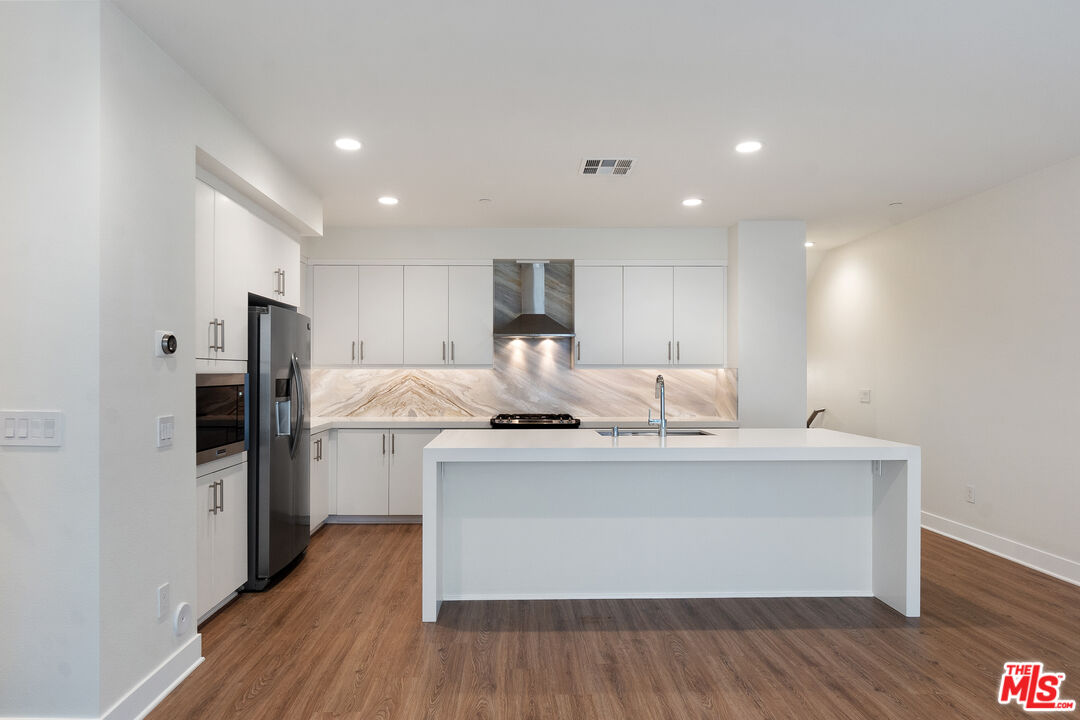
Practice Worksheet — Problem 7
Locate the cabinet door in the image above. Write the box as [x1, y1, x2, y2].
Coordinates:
[280, 235, 300, 306]
[673, 266, 726, 366]
[448, 266, 493, 366]
[212, 192, 251, 361]
[310, 432, 330, 532]
[215, 462, 249, 602]
[389, 429, 440, 515]
[195, 180, 217, 360]
[261, 219, 301, 304]
[573, 266, 623, 365]
[404, 266, 449, 365]
[336, 430, 389, 515]
[357, 266, 404, 365]
[195, 475, 216, 619]
[622, 266, 674, 366]
[312, 265, 359, 365]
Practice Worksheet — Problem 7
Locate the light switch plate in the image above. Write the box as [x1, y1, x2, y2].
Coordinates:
[0, 411, 63, 447]
[859, 389, 872, 404]
[156, 415, 175, 449]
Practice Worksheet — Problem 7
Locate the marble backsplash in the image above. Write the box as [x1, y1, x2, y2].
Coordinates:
[311, 338, 737, 420]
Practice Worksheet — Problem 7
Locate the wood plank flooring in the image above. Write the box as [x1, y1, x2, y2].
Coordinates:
[150, 525, 1080, 719]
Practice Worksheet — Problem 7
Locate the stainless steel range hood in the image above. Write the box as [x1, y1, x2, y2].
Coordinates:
[494, 261, 575, 338]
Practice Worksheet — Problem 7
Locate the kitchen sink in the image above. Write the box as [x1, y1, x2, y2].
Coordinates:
[595, 429, 714, 437]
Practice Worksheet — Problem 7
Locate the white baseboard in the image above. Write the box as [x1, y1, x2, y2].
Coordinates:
[100, 634, 203, 720]
[922, 511, 1080, 587]
[443, 589, 874, 601]
[327, 515, 421, 524]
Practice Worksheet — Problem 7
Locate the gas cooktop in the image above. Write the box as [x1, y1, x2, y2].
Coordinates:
[490, 413, 581, 429]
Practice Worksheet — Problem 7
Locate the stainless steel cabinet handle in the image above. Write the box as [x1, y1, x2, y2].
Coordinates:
[576, 341, 581, 361]
[351, 341, 356, 362]
[668, 341, 672, 361]
[391, 433, 395, 454]
[442, 341, 446, 361]
[677, 341, 681, 362]
[360, 341, 364, 362]
[315, 438, 322, 461]
[382, 433, 386, 455]
[219, 319, 225, 353]
[217, 479, 224, 512]
[209, 482, 217, 514]
[273, 269, 280, 295]
[450, 341, 455, 362]
[209, 320, 217, 354]
[282, 270, 286, 296]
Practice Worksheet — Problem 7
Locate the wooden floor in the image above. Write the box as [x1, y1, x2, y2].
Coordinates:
[150, 525, 1080, 719]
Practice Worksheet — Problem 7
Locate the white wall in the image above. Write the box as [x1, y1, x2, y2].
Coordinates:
[731, 221, 807, 427]
[808, 156, 1080, 582]
[0, 3, 103, 717]
[305, 227, 727, 262]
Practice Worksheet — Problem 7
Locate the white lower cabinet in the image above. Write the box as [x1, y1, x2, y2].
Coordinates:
[335, 428, 440, 517]
[310, 431, 329, 532]
[195, 461, 248, 621]
[389, 430, 440, 515]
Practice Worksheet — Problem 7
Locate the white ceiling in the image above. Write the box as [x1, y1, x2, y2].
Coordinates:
[114, 0, 1080, 247]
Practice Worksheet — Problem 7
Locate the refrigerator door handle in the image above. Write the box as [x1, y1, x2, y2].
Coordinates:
[289, 353, 305, 458]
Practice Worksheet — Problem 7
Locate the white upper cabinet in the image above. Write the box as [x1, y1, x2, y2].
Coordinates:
[312, 265, 359, 365]
[357, 266, 404, 365]
[210, 191, 251, 361]
[622, 266, 675, 366]
[673, 266, 726, 366]
[195, 178, 301, 362]
[573, 266, 623, 365]
[404, 265, 450, 365]
[312, 265, 404, 366]
[447, 265, 493, 365]
[250, 216, 301, 305]
[194, 180, 216, 360]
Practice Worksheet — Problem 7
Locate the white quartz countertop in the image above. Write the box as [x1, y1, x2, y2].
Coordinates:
[423, 428, 919, 463]
[310, 416, 739, 434]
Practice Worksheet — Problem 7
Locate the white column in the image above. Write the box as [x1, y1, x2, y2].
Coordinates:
[731, 220, 807, 427]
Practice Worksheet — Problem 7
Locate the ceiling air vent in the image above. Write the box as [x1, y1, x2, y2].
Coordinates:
[580, 158, 635, 176]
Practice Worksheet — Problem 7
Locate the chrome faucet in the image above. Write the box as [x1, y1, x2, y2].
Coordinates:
[648, 374, 667, 438]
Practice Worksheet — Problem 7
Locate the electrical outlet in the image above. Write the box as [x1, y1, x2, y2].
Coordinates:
[965, 485, 976, 504]
[157, 583, 170, 621]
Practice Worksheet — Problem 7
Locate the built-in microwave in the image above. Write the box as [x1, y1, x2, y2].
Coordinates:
[195, 373, 247, 465]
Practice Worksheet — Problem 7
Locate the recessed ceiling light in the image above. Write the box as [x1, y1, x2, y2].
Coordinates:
[735, 140, 764, 154]
[377, 196, 399, 206]
[334, 137, 362, 151]
[682, 197, 703, 207]
[805, 241, 815, 248]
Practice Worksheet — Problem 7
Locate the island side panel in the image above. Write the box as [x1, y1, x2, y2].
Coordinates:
[422, 453, 442, 622]
[872, 456, 921, 616]
[437, 460, 874, 602]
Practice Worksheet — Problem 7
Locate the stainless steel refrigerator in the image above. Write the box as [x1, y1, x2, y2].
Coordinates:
[246, 303, 311, 591]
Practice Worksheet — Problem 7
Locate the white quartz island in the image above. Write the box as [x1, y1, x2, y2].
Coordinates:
[422, 428, 920, 622]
